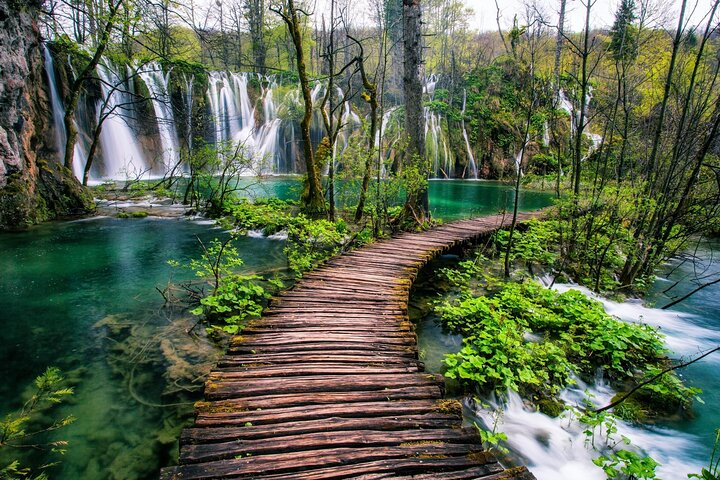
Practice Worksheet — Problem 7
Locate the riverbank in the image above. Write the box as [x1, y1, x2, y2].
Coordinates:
[409, 237, 720, 479]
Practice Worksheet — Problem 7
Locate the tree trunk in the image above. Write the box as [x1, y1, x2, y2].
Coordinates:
[353, 38, 378, 223]
[401, 0, 428, 221]
[274, 0, 325, 215]
[62, 0, 122, 172]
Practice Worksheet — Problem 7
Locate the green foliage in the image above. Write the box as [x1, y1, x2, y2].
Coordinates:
[192, 274, 269, 334]
[172, 236, 272, 334]
[223, 198, 296, 235]
[1, 368, 75, 480]
[435, 276, 694, 415]
[285, 216, 348, 276]
[473, 413, 509, 455]
[493, 219, 559, 266]
[594, 449, 659, 479]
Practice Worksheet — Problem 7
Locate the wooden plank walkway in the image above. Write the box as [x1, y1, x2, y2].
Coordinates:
[160, 212, 540, 480]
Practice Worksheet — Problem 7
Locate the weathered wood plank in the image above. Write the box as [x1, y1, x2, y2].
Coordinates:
[194, 386, 443, 413]
[205, 373, 443, 399]
[195, 399, 460, 426]
[181, 414, 461, 443]
[160, 444, 488, 480]
[256, 456, 502, 480]
[180, 428, 480, 463]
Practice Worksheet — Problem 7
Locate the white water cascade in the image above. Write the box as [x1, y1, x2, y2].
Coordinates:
[461, 89, 478, 179]
[206, 72, 282, 173]
[542, 121, 550, 147]
[138, 62, 180, 173]
[42, 44, 88, 179]
[473, 280, 719, 480]
[558, 88, 603, 160]
[96, 62, 149, 179]
[423, 75, 451, 178]
[183, 74, 194, 152]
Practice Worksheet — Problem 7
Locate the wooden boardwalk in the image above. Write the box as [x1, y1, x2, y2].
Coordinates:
[160, 212, 540, 480]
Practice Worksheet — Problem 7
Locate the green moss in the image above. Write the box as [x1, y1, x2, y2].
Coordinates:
[538, 398, 565, 418]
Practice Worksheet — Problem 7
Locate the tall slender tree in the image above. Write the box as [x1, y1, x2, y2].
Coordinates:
[401, 0, 428, 222]
[271, 0, 326, 215]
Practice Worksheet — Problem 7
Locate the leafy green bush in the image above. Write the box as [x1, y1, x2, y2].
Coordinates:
[435, 277, 696, 415]
[170, 236, 275, 335]
[285, 216, 348, 276]
[223, 198, 295, 235]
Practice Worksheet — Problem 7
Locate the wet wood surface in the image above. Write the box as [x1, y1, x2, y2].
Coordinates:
[160, 212, 540, 479]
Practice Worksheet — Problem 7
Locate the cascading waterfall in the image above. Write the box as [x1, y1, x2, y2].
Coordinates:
[423, 75, 451, 178]
[138, 62, 180, 173]
[42, 44, 88, 179]
[43, 45, 66, 161]
[461, 89, 478, 179]
[514, 134, 529, 176]
[42, 50, 471, 179]
[95, 62, 149, 179]
[542, 121, 550, 147]
[183, 74, 194, 152]
[472, 278, 719, 480]
[206, 71, 283, 173]
[558, 88, 602, 159]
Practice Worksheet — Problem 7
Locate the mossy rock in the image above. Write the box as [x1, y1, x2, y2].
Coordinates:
[537, 398, 565, 418]
[0, 160, 93, 230]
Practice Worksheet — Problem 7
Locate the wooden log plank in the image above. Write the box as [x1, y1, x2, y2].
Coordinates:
[228, 333, 417, 347]
[356, 463, 507, 480]
[206, 373, 443, 399]
[194, 386, 443, 413]
[181, 414, 462, 444]
[211, 364, 420, 378]
[180, 428, 480, 463]
[226, 341, 417, 356]
[217, 355, 420, 370]
[217, 351, 420, 367]
[195, 399, 460, 426]
[160, 444, 487, 480]
[255, 456, 502, 480]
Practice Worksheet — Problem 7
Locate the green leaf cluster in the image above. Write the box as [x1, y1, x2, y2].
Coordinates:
[1, 368, 75, 479]
[223, 198, 296, 235]
[285, 216, 348, 276]
[436, 277, 695, 415]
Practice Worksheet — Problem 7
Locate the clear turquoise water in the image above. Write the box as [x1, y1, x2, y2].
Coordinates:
[237, 176, 555, 221]
[0, 217, 287, 479]
[0, 179, 553, 479]
[647, 241, 720, 453]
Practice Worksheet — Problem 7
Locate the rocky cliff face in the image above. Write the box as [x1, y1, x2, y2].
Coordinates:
[0, 0, 92, 230]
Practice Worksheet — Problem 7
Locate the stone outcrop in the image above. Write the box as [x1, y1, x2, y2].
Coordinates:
[0, 0, 92, 230]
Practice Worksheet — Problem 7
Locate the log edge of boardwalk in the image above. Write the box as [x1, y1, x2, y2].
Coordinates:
[160, 211, 542, 480]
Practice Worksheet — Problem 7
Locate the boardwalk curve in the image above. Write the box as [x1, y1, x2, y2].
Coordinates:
[161, 212, 541, 480]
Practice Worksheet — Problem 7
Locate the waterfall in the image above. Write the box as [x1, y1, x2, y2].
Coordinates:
[423, 76, 451, 178]
[42, 44, 88, 180]
[138, 62, 180, 173]
[96, 62, 149, 179]
[542, 121, 550, 147]
[558, 88, 603, 159]
[461, 89, 478, 179]
[206, 72, 283, 173]
[183, 74, 194, 152]
[43, 45, 66, 161]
